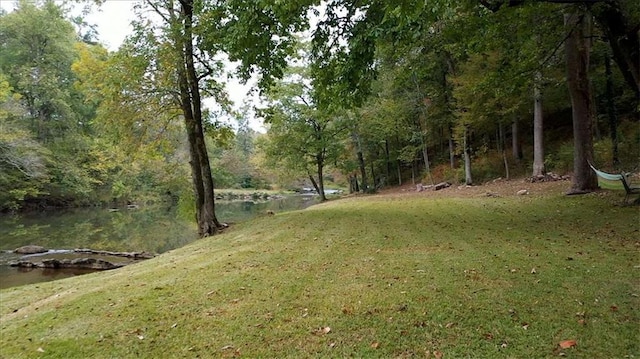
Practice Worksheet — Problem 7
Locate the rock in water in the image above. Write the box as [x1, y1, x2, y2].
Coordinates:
[14, 245, 47, 254]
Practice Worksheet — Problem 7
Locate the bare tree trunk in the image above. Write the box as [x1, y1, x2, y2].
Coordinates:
[604, 48, 620, 168]
[532, 71, 545, 178]
[180, 0, 221, 236]
[370, 161, 376, 191]
[308, 173, 325, 201]
[422, 146, 433, 186]
[499, 122, 510, 180]
[511, 118, 522, 163]
[464, 127, 472, 185]
[449, 136, 455, 169]
[384, 140, 391, 184]
[315, 154, 326, 201]
[353, 132, 368, 193]
[565, 9, 598, 193]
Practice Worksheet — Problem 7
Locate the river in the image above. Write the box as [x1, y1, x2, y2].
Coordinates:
[0, 195, 317, 289]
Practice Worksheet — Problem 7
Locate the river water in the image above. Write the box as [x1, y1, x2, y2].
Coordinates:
[0, 195, 317, 289]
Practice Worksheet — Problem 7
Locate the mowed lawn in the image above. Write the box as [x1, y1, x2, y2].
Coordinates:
[1, 188, 638, 358]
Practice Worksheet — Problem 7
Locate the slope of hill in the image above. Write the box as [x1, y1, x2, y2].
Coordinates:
[1, 183, 638, 358]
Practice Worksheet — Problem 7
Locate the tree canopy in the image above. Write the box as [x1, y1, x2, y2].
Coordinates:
[1, 0, 638, 218]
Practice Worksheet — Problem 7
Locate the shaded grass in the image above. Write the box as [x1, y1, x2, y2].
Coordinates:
[1, 192, 638, 358]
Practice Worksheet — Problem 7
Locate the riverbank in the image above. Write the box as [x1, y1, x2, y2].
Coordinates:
[1, 183, 638, 357]
[0, 194, 318, 288]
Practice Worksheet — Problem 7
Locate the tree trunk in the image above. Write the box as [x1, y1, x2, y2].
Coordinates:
[422, 145, 433, 186]
[499, 122, 510, 180]
[315, 154, 326, 201]
[353, 132, 368, 193]
[384, 139, 391, 184]
[564, 9, 598, 193]
[178, 0, 221, 236]
[591, 1, 640, 100]
[449, 136, 455, 169]
[308, 173, 324, 201]
[512, 118, 522, 163]
[370, 161, 376, 191]
[604, 48, 620, 168]
[532, 71, 545, 178]
[463, 127, 472, 185]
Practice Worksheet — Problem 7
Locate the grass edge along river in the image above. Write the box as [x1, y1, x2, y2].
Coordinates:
[1, 182, 638, 358]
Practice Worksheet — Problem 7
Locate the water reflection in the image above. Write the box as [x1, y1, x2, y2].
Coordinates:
[0, 195, 316, 289]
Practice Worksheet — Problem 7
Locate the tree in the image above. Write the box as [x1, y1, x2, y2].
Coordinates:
[79, 0, 229, 235]
[479, 0, 637, 192]
[169, 0, 224, 235]
[260, 61, 347, 201]
[0, 0, 116, 208]
[564, 8, 597, 193]
[0, 73, 50, 210]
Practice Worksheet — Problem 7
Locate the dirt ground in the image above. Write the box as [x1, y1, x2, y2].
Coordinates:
[376, 177, 584, 199]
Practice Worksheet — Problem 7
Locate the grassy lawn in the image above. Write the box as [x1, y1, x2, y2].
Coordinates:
[1, 187, 638, 358]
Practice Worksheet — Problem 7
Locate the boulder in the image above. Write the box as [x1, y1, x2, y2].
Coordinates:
[14, 245, 47, 255]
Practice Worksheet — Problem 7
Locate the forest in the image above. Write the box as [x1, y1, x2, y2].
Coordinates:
[1, 0, 638, 234]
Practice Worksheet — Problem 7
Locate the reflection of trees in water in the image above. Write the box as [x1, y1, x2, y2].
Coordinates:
[1, 206, 196, 254]
[1, 197, 315, 256]
[16, 266, 94, 277]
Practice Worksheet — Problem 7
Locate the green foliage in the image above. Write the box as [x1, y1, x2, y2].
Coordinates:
[259, 51, 349, 196]
[0, 119, 51, 210]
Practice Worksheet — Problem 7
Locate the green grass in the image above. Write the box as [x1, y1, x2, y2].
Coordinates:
[1, 191, 638, 358]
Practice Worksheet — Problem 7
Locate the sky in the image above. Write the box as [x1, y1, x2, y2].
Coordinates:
[0, 0, 262, 131]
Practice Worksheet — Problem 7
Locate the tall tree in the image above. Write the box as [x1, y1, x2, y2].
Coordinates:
[169, 0, 223, 235]
[82, 0, 229, 235]
[564, 8, 597, 193]
[260, 62, 347, 201]
[0, 0, 113, 207]
[480, 0, 637, 192]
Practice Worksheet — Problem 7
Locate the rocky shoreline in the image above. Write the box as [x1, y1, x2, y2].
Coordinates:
[7, 245, 155, 271]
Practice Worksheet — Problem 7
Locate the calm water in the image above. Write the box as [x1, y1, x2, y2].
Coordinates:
[0, 195, 316, 289]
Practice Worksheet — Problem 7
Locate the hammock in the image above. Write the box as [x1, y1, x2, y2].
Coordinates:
[589, 162, 640, 203]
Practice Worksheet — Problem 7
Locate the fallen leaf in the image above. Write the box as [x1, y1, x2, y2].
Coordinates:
[371, 341, 380, 349]
[314, 326, 332, 335]
[221, 345, 234, 350]
[559, 340, 577, 349]
[445, 322, 456, 328]
[610, 305, 618, 312]
[434, 350, 443, 359]
[36, 348, 45, 353]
